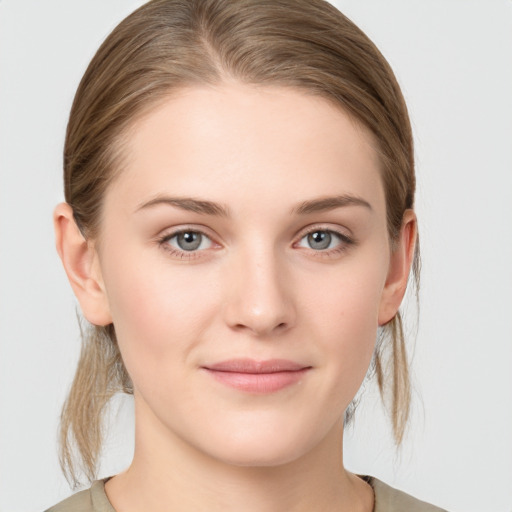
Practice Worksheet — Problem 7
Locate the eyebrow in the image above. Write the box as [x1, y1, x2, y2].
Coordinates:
[136, 196, 230, 217]
[136, 194, 371, 217]
[293, 195, 372, 215]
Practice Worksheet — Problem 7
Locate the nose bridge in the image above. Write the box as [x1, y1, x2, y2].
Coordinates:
[223, 240, 295, 336]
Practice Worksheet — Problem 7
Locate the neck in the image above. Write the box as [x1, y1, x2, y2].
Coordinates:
[105, 397, 373, 512]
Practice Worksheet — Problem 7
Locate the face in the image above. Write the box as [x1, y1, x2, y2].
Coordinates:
[91, 84, 398, 467]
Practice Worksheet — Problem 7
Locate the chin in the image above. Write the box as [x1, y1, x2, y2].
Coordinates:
[194, 418, 330, 469]
[212, 441, 307, 469]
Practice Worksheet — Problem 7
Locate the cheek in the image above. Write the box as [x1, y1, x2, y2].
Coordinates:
[100, 245, 220, 375]
[304, 256, 386, 335]
[301, 255, 388, 394]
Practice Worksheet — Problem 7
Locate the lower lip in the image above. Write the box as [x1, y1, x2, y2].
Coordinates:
[204, 369, 310, 393]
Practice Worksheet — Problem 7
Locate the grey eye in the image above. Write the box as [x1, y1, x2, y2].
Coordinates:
[171, 231, 210, 251]
[298, 230, 342, 251]
[307, 231, 332, 250]
[176, 231, 202, 251]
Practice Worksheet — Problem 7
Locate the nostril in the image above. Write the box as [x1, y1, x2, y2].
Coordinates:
[224, 289, 296, 335]
[232, 321, 288, 335]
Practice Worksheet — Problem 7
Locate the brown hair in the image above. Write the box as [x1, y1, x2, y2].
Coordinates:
[61, 0, 418, 485]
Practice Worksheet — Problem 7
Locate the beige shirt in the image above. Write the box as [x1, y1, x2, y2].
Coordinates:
[45, 476, 448, 511]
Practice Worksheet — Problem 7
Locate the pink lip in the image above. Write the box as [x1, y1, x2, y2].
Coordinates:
[202, 359, 311, 393]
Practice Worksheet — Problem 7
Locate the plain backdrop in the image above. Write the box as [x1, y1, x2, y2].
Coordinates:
[1, 1, 511, 511]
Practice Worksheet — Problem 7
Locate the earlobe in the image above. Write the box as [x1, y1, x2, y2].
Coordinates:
[378, 210, 417, 326]
[53, 203, 112, 326]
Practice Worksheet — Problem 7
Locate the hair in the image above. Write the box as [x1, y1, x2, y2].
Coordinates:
[60, 0, 419, 485]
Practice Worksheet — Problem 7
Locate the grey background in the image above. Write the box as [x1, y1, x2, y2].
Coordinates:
[1, 1, 511, 511]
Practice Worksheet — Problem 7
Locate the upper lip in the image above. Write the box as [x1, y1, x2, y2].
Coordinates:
[203, 359, 310, 373]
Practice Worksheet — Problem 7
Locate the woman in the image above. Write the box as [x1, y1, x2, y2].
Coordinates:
[47, 0, 446, 510]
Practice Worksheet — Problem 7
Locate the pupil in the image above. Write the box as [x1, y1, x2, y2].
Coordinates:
[177, 232, 201, 251]
[308, 231, 331, 250]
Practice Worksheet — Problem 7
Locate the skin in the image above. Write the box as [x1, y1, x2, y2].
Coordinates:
[55, 83, 416, 512]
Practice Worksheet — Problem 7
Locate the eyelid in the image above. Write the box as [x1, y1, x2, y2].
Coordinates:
[293, 224, 355, 256]
[156, 225, 221, 259]
[295, 223, 353, 242]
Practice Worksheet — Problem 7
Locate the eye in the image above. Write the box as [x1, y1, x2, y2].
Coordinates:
[164, 230, 213, 252]
[297, 230, 345, 251]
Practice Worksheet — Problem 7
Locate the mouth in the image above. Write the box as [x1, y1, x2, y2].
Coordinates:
[201, 358, 312, 394]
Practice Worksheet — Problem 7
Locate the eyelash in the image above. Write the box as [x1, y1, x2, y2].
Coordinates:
[157, 226, 355, 260]
[298, 226, 355, 253]
[295, 227, 355, 259]
[157, 227, 215, 260]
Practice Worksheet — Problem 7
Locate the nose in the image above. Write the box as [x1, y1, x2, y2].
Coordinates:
[223, 247, 296, 337]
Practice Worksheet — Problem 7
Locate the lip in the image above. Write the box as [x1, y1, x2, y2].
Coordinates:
[202, 358, 311, 393]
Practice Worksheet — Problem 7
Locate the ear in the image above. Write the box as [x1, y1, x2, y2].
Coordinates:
[378, 209, 417, 326]
[54, 203, 112, 326]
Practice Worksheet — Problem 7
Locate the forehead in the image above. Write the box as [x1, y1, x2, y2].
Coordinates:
[108, 83, 385, 215]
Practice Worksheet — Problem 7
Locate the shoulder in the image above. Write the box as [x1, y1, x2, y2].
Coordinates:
[367, 476, 449, 512]
[45, 480, 115, 512]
